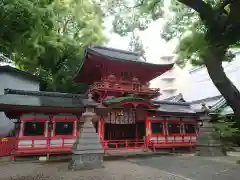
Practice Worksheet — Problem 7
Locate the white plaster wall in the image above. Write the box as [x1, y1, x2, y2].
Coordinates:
[182, 51, 240, 102]
[0, 71, 40, 137]
[0, 112, 14, 136]
[0, 72, 40, 95]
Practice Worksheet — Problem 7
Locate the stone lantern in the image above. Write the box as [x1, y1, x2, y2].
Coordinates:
[69, 93, 104, 170]
[196, 104, 224, 156]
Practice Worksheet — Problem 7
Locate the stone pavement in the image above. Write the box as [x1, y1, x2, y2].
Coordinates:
[0, 155, 239, 180]
[129, 155, 240, 180]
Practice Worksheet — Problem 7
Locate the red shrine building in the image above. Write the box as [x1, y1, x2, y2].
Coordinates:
[0, 46, 198, 160]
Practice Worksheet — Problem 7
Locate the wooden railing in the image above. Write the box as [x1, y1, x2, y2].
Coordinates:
[149, 135, 196, 150]
[88, 80, 160, 95]
[102, 139, 145, 150]
[0, 137, 16, 157]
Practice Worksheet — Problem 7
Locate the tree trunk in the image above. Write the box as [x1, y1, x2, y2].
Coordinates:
[204, 45, 240, 125]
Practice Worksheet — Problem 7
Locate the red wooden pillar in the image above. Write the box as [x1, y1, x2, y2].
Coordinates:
[47, 115, 53, 159]
[135, 124, 138, 142]
[99, 117, 104, 143]
[163, 117, 167, 144]
[11, 119, 21, 161]
[145, 112, 150, 148]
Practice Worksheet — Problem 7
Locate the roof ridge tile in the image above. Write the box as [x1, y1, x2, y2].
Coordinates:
[4, 89, 85, 98]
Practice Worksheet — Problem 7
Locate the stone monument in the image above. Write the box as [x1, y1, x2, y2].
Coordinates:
[69, 94, 104, 170]
[196, 104, 225, 156]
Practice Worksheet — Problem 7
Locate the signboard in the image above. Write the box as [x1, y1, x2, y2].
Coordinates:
[105, 109, 136, 124]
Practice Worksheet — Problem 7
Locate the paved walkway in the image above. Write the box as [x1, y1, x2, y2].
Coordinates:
[0, 156, 239, 180]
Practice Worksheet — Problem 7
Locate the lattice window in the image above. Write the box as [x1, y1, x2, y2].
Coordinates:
[151, 123, 163, 134]
[184, 124, 196, 134]
[167, 124, 181, 134]
[55, 122, 74, 135]
[23, 122, 45, 136]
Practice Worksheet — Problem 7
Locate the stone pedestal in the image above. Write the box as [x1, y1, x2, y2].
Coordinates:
[196, 121, 225, 156]
[69, 113, 104, 170]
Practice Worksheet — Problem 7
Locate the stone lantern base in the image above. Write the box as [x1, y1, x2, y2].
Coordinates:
[68, 114, 104, 171]
[196, 121, 225, 156]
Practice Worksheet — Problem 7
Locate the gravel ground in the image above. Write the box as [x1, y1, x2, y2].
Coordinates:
[0, 156, 239, 180]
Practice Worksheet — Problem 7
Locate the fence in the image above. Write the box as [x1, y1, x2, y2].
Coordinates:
[0, 137, 16, 156]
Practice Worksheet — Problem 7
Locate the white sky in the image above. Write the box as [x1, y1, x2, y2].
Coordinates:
[104, 0, 178, 64]
[106, 19, 178, 64]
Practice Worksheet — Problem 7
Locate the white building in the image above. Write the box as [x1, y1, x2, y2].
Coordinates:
[182, 50, 240, 113]
[150, 55, 192, 100]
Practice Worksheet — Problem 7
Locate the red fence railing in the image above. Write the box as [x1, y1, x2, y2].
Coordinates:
[0, 137, 16, 157]
[103, 139, 145, 150]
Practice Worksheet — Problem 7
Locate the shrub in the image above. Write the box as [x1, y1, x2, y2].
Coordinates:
[213, 119, 240, 145]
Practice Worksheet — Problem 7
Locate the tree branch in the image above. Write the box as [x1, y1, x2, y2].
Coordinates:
[62, 17, 71, 35]
[218, 0, 234, 10]
[177, 0, 215, 22]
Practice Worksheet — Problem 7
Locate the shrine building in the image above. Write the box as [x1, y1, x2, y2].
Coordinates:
[0, 46, 198, 160]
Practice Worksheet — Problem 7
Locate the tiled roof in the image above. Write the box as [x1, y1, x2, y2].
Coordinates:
[162, 93, 186, 102]
[74, 46, 174, 84]
[104, 94, 148, 106]
[152, 100, 196, 114]
[210, 96, 226, 112]
[88, 45, 145, 62]
[0, 89, 86, 108]
[103, 94, 195, 114]
[4, 89, 85, 98]
[189, 95, 222, 111]
[209, 96, 233, 115]
[87, 45, 174, 68]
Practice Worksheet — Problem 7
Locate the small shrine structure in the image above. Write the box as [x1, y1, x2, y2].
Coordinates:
[0, 46, 198, 160]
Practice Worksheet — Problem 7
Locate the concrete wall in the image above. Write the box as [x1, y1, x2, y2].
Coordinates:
[0, 72, 40, 95]
[182, 51, 240, 103]
[0, 112, 15, 137]
[0, 71, 40, 137]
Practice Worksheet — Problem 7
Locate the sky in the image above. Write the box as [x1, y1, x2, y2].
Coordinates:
[104, 0, 178, 65]
[105, 19, 178, 64]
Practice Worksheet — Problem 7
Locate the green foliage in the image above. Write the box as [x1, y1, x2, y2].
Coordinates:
[103, 0, 240, 67]
[0, 0, 106, 93]
[175, 30, 206, 67]
[101, 0, 240, 125]
[161, 1, 198, 41]
[165, 0, 240, 67]
[0, 0, 55, 58]
[99, 0, 163, 36]
[213, 119, 240, 145]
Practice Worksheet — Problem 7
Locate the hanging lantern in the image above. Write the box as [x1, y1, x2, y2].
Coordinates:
[14, 119, 21, 130]
[48, 121, 53, 130]
[198, 120, 203, 127]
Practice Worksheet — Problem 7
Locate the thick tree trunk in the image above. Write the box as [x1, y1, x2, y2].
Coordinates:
[204, 45, 240, 125]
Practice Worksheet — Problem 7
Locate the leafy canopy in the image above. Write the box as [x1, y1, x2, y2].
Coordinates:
[101, 0, 240, 67]
[0, 0, 106, 92]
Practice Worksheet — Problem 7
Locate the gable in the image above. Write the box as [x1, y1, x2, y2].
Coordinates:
[0, 72, 40, 94]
